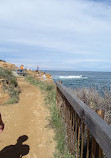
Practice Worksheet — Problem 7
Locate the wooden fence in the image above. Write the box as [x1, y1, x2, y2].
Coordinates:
[56, 82, 111, 158]
[16, 69, 27, 76]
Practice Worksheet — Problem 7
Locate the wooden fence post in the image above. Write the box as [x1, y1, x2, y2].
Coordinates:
[96, 108, 105, 119]
[95, 108, 105, 158]
[56, 83, 111, 158]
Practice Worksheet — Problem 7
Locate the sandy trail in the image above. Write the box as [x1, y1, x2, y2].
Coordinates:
[0, 78, 55, 158]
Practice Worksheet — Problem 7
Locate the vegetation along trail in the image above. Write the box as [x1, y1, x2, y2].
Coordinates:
[0, 78, 55, 158]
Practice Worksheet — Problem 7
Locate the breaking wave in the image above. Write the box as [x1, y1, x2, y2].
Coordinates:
[52, 75, 88, 79]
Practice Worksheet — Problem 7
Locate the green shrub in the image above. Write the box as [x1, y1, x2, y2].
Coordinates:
[10, 76, 18, 87]
[0, 67, 19, 104]
[5, 97, 18, 104]
[8, 85, 19, 98]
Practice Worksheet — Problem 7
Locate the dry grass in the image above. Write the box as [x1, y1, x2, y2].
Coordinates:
[71, 87, 111, 125]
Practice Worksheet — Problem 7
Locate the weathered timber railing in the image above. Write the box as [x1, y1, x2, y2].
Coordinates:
[16, 69, 27, 76]
[56, 82, 111, 158]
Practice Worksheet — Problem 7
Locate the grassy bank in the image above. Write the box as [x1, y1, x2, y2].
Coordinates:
[0, 67, 20, 104]
[25, 75, 73, 158]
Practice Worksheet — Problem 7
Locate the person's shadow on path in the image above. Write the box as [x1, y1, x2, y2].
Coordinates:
[0, 135, 30, 158]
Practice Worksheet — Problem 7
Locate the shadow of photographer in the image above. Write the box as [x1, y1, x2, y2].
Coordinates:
[0, 135, 30, 158]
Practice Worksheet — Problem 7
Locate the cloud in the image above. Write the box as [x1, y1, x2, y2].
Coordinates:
[0, 0, 111, 71]
[63, 59, 107, 64]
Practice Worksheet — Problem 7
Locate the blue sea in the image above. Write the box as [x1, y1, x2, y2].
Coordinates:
[44, 70, 111, 93]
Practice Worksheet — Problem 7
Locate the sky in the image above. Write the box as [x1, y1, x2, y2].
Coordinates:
[0, 0, 111, 71]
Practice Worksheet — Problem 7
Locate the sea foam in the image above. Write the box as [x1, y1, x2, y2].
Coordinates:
[59, 75, 84, 79]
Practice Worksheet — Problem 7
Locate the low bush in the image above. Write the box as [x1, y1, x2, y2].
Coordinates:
[0, 67, 18, 87]
[5, 96, 18, 104]
[0, 67, 19, 104]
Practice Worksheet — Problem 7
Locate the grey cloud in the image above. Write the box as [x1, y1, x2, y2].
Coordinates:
[0, 0, 111, 70]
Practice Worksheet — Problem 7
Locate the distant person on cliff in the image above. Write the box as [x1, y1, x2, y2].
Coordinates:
[20, 65, 24, 70]
[0, 113, 4, 133]
[43, 73, 46, 79]
[20, 65, 24, 72]
[37, 72, 40, 77]
[37, 66, 39, 72]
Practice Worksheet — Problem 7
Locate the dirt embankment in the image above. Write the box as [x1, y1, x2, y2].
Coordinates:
[0, 78, 55, 158]
[0, 61, 17, 70]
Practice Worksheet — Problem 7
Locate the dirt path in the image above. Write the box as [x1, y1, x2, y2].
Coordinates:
[0, 78, 55, 158]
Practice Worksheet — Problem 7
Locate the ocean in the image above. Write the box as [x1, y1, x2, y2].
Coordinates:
[44, 70, 111, 93]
